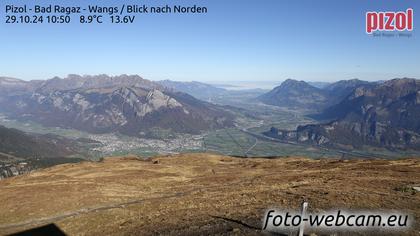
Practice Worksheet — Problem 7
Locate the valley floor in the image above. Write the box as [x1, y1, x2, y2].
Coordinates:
[0, 154, 419, 235]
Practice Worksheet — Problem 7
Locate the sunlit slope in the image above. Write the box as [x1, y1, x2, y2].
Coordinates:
[0, 153, 419, 235]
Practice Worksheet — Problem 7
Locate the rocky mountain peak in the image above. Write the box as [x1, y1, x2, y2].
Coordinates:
[279, 79, 313, 89]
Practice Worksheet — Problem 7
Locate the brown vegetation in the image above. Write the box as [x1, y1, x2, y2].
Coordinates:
[0, 153, 419, 235]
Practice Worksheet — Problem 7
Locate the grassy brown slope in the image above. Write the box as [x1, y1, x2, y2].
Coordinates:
[0, 153, 419, 235]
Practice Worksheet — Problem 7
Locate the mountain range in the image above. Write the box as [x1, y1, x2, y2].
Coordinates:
[264, 78, 420, 150]
[258, 78, 375, 111]
[0, 75, 234, 136]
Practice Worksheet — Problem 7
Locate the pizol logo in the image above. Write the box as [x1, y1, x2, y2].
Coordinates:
[366, 8, 413, 34]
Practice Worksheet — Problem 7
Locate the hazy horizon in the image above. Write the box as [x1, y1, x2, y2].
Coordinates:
[2, 73, 414, 90]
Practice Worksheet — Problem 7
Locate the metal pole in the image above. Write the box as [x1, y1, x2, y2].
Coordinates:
[298, 201, 308, 236]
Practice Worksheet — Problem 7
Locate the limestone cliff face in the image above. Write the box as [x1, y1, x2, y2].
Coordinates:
[139, 89, 185, 117]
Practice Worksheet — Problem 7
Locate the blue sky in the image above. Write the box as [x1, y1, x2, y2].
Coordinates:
[1, 0, 419, 82]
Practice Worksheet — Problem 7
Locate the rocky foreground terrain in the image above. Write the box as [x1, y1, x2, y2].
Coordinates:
[0, 154, 419, 235]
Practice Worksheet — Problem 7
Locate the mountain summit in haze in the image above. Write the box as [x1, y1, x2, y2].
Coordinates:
[258, 79, 332, 111]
